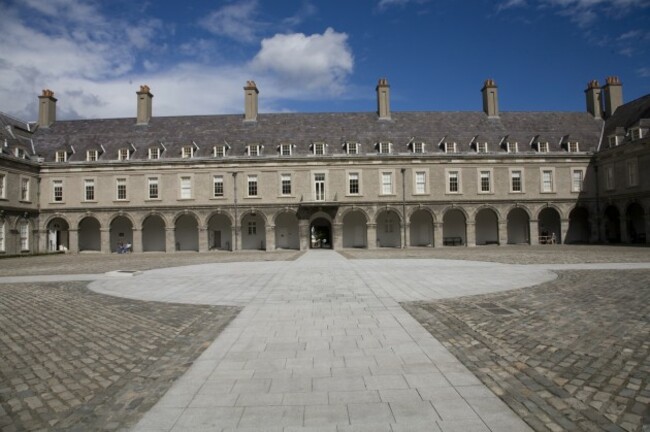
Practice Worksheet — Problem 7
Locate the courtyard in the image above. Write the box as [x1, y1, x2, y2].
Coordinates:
[0, 245, 649, 431]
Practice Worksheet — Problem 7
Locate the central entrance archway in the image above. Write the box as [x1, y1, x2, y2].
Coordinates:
[310, 218, 332, 249]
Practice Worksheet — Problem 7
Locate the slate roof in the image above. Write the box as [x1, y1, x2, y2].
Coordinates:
[0, 112, 35, 157]
[602, 94, 650, 143]
[29, 110, 604, 162]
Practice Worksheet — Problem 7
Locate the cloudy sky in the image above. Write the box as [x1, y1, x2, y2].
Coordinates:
[0, 0, 648, 121]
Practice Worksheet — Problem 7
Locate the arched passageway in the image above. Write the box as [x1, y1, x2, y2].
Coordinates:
[78, 217, 101, 251]
[242, 213, 266, 250]
[208, 214, 233, 250]
[443, 209, 466, 246]
[310, 218, 332, 249]
[538, 208, 561, 244]
[409, 210, 433, 247]
[507, 208, 529, 244]
[142, 215, 166, 252]
[342, 211, 367, 248]
[604, 206, 621, 243]
[110, 216, 133, 252]
[376, 210, 401, 248]
[626, 203, 646, 243]
[566, 207, 590, 244]
[475, 208, 499, 245]
[175, 214, 199, 251]
[46, 218, 69, 252]
[275, 212, 299, 250]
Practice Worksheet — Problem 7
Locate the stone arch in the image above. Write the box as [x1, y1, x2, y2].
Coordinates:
[376, 209, 401, 248]
[78, 216, 101, 252]
[442, 207, 467, 246]
[507, 207, 530, 244]
[409, 209, 434, 247]
[46, 216, 70, 252]
[274, 211, 299, 250]
[110, 215, 134, 253]
[241, 212, 266, 250]
[342, 210, 368, 248]
[566, 206, 590, 244]
[142, 214, 166, 252]
[175, 213, 199, 251]
[338, 206, 372, 222]
[240, 209, 269, 225]
[604, 205, 621, 243]
[475, 207, 499, 245]
[538, 207, 562, 244]
[172, 210, 202, 226]
[42, 213, 72, 231]
[139, 211, 170, 229]
[625, 202, 646, 243]
[310, 212, 332, 249]
[535, 203, 565, 221]
[108, 212, 137, 228]
[207, 212, 233, 251]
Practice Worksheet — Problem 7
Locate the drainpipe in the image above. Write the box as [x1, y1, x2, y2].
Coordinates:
[401, 168, 406, 249]
[232, 172, 238, 251]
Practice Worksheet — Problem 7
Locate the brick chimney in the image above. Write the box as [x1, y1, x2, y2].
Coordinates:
[244, 80, 259, 122]
[584, 80, 602, 119]
[136, 85, 153, 125]
[376, 78, 391, 120]
[481, 79, 499, 118]
[603, 76, 623, 118]
[38, 89, 57, 128]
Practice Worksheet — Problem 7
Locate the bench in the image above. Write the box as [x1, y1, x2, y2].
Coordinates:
[443, 236, 463, 246]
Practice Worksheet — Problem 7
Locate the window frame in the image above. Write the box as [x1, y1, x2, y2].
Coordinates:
[179, 176, 193, 199]
[20, 177, 30, 202]
[313, 142, 326, 155]
[537, 142, 549, 153]
[86, 150, 98, 161]
[84, 178, 96, 201]
[571, 168, 585, 193]
[116, 177, 128, 201]
[509, 168, 524, 193]
[506, 142, 518, 153]
[476, 142, 488, 153]
[608, 135, 620, 147]
[280, 144, 292, 157]
[347, 171, 361, 196]
[627, 159, 639, 187]
[378, 142, 391, 154]
[247, 145, 261, 156]
[446, 169, 461, 194]
[605, 165, 615, 191]
[0, 173, 5, 199]
[630, 128, 642, 141]
[412, 142, 425, 154]
[280, 173, 292, 196]
[181, 146, 194, 159]
[213, 175, 224, 198]
[413, 169, 428, 195]
[247, 174, 259, 197]
[19, 220, 29, 251]
[148, 147, 160, 160]
[0, 219, 5, 252]
[567, 142, 580, 153]
[346, 142, 359, 155]
[55, 150, 67, 162]
[478, 169, 493, 194]
[380, 170, 394, 195]
[213, 145, 226, 158]
[540, 168, 555, 193]
[444, 142, 457, 154]
[118, 148, 130, 161]
[147, 177, 159, 200]
[52, 179, 64, 202]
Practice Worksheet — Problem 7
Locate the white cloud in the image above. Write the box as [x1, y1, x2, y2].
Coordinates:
[377, 0, 430, 11]
[497, 0, 527, 11]
[199, 0, 261, 44]
[250, 28, 354, 95]
[501, 0, 650, 26]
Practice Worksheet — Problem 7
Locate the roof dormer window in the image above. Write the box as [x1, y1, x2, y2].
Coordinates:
[506, 142, 518, 153]
[181, 145, 194, 158]
[214, 145, 227, 158]
[86, 150, 98, 161]
[444, 142, 457, 153]
[412, 142, 425, 154]
[378, 142, 391, 154]
[567, 142, 579, 153]
[247, 144, 262, 156]
[608, 135, 620, 147]
[118, 148, 130, 160]
[346, 142, 359, 154]
[148, 147, 160, 160]
[312, 142, 326, 155]
[55, 150, 67, 162]
[630, 128, 643, 141]
[14, 147, 27, 159]
[536, 142, 549, 153]
[280, 143, 292, 156]
[476, 142, 488, 153]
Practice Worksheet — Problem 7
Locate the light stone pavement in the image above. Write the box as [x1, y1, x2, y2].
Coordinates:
[85, 248, 622, 432]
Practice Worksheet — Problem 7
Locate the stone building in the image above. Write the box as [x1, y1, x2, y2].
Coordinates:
[0, 77, 648, 255]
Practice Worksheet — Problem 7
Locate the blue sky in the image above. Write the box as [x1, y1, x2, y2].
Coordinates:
[0, 0, 648, 121]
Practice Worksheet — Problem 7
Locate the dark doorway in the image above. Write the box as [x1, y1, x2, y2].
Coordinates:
[310, 218, 332, 249]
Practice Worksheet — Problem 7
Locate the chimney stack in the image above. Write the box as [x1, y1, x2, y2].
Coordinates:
[481, 79, 499, 118]
[585, 80, 602, 119]
[244, 80, 259, 122]
[376, 78, 391, 120]
[38, 89, 57, 128]
[136, 85, 153, 125]
[603, 76, 623, 118]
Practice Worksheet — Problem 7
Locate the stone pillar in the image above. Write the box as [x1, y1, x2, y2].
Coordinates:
[590, 218, 600, 243]
[367, 223, 377, 249]
[68, 229, 79, 253]
[619, 217, 628, 243]
[332, 223, 343, 250]
[466, 222, 476, 247]
[235, 226, 242, 251]
[560, 219, 569, 245]
[529, 219, 539, 245]
[299, 220, 310, 250]
[645, 212, 650, 244]
[198, 227, 209, 252]
[402, 223, 410, 248]
[100, 228, 111, 253]
[166, 227, 176, 252]
[230, 227, 237, 251]
[433, 222, 443, 248]
[498, 221, 508, 245]
[132, 228, 142, 253]
[39, 230, 48, 253]
[265, 225, 275, 251]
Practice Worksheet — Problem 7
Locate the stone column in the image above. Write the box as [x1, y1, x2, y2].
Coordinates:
[619, 217, 628, 243]
[433, 222, 443, 248]
[39, 229, 48, 253]
[590, 218, 600, 243]
[230, 227, 237, 251]
[166, 227, 176, 252]
[132, 228, 142, 253]
[100, 228, 111, 253]
[465, 222, 476, 247]
[332, 223, 343, 250]
[367, 223, 377, 249]
[529, 219, 539, 245]
[68, 229, 79, 253]
[645, 212, 650, 244]
[198, 227, 209, 252]
[299, 220, 310, 250]
[402, 223, 410, 248]
[498, 221, 508, 245]
[265, 225, 275, 251]
[560, 219, 569, 245]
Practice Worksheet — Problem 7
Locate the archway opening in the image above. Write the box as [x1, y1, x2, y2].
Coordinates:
[566, 207, 590, 244]
[275, 212, 299, 250]
[208, 214, 233, 251]
[110, 216, 134, 253]
[142, 215, 166, 252]
[626, 203, 646, 243]
[310, 218, 331, 249]
[538, 207, 561, 244]
[443, 209, 466, 246]
[175, 214, 199, 251]
[376, 210, 401, 248]
[507, 208, 530, 244]
[409, 210, 433, 247]
[46, 217, 69, 252]
[78, 217, 101, 252]
[342, 211, 367, 248]
[604, 206, 621, 243]
[242, 213, 266, 250]
[475, 208, 499, 245]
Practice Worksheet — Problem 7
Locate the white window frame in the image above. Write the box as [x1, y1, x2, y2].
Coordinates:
[478, 169, 493, 194]
[347, 171, 361, 196]
[52, 179, 64, 202]
[476, 142, 488, 153]
[0, 173, 5, 199]
[567, 142, 580, 153]
[20, 177, 30, 202]
[84, 178, 96, 201]
[380, 171, 394, 195]
[147, 177, 159, 200]
[181, 146, 194, 158]
[116, 178, 128, 201]
[280, 173, 292, 196]
[537, 142, 549, 153]
[213, 175, 224, 198]
[630, 128, 643, 141]
[0, 220, 4, 252]
[247, 145, 262, 156]
[571, 168, 585, 193]
[627, 159, 639, 187]
[148, 147, 160, 160]
[14, 148, 27, 159]
[378, 142, 391, 154]
[86, 150, 98, 161]
[179, 176, 192, 199]
[247, 174, 258, 197]
[118, 148, 130, 160]
[446, 169, 461, 194]
[509, 168, 524, 193]
[313, 142, 326, 155]
[313, 172, 327, 201]
[444, 142, 457, 153]
[19, 221, 29, 251]
[412, 142, 425, 154]
[55, 150, 67, 162]
[213, 145, 226, 158]
[280, 144, 292, 156]
[346, 142, 359, 155]
[540, 168, 555, 193]
[506, 142, 519, 153]
[608, 135, 620, 147]
[413, 170, 428, 195]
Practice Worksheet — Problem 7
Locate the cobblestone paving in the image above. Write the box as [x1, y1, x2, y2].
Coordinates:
[341, 244, 650, 264]
[0, 250, 302, 277]
[0, 282, 240, 432]
[403, 270, 650, 432]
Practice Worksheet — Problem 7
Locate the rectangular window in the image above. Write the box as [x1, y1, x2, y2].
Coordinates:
[85, 179, 95, 201]
[87, 150, 98, 161]
[281, 174, 292, 195]
[627, 160, 638, 187]
[506, 142, 518, 153]
[606, 166, 615, 190]
[118, 148, 129, 160]
[511, 170, 522, 192]
[116, 178, 127, 200]
[20, 222, 29, 251]
[568, 142, 579, 153]
[445, 142, 457, 153]
[147, 177, 159, 199]
[415, 171, 426, 194]
[608, 136, 619, 147]
[248, 145, 260, 156]
[542, 170, 554, 192]
[537, 142, 549, 153]
[313, 143, 325, 155]
[248, 175, 258, 197]
[630, 128, 642, 140]
[148, 147, 160, 160]
[379, 142, 391, 154]
[480, 170, 491, 192]
[448, 171, 459, 193]
[181, 146, 194, 158]
[346, 142, 359, 154]
[280, 144, 292, 156]
[214, 145, 225, 158]
[15, 148, 26, 159]
[53, 180, 63, 202]
[413, 142, 424, 154]
[0, 174, 5, 198]
[477, 142, 488, 153]
[248, 221, 256, 235]
[56, 151, 67, 162]
[180, 176, 192, 199]
[314, 173, 325, 201]
[348, 172, 360, 195]
[0, 221, 4, 252]
[381, 172, 393, 195]
[213, 175, 224, 197]
[572, 169, 584, 192]
[21, 178, 29, 201]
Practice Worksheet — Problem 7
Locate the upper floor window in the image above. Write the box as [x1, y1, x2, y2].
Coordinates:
[118, 148, 130, 160]
[572, 169, 584, 192]
[0, 174, 5, 199]
[53, 180, 63, 202]
[510, 170, 523, 193]
[19, 221, 29, 251]
[180, 176, 192, 199]
[55, 150, 67, 162]
[412, 142, 424, 154]
[541, 169, 554, 192]
[348, 172, 360, 195]
[476, 142, 488, 153]
[608, 135, 620, 147]
[20, 178, 29, 201]
[87, 150, 98, 161]
[313, 142, 326, 155]
[346, 142, 359, 155]
[479, 170, 492, 193]
[116, 178, 127, 200]
[506, 142, 518, 153]
[605, 166, 615, 190]
[85, 179, 95, 201]
[415, 171, 426, 194]
[214, 145, 226, 158]
[567, 142, 580, 153]
[281, 174, 292, 195]
[444, 142, 457, 153]
[247, 175, 258, 196]
[181, 146, 194, 158]
[147, 177, 159, 199]
[280, 144, 292, 156]
[213, 175, 224, 197]
[378, 142, 391, 154]
[536, 142, 549, 153]
[381, 172, 393, 195]
[630, 128, 643, 141]
[247, 145, 262, 156]
[447, 170, 460, 193]
[627, 159, 639, 187]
